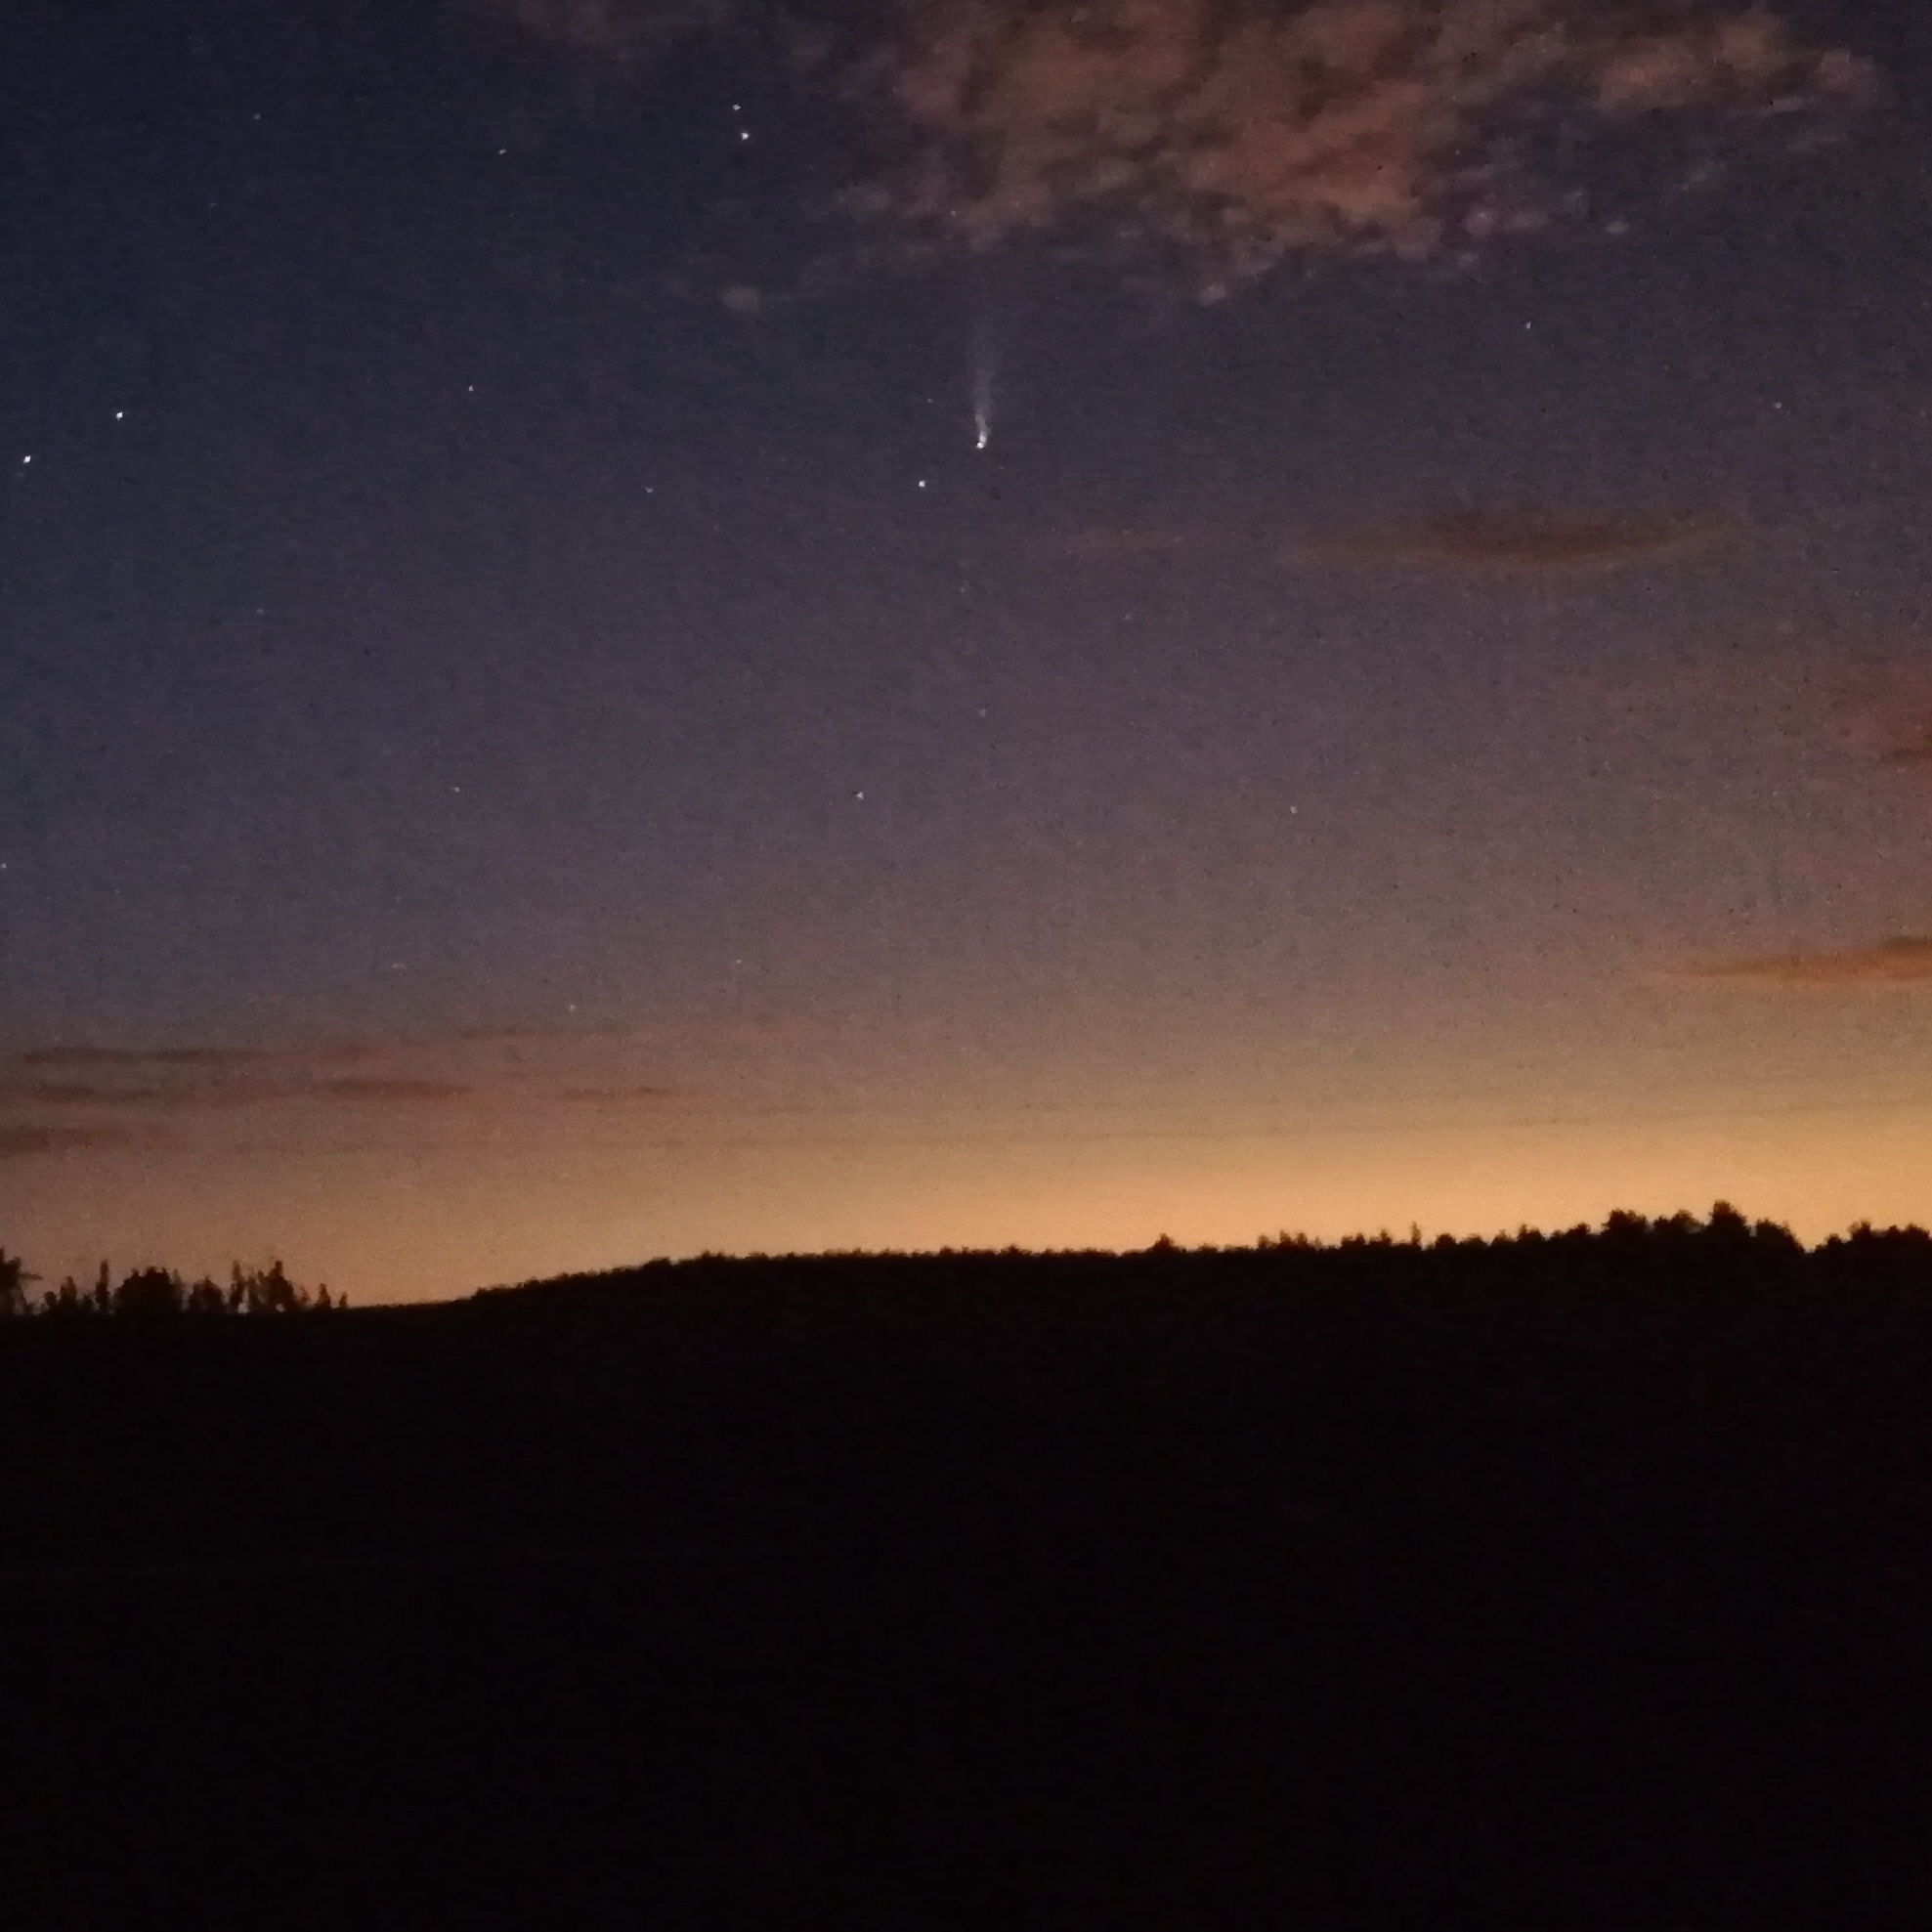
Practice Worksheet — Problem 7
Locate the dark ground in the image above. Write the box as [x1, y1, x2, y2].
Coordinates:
[3, 1227, 1929, 1928]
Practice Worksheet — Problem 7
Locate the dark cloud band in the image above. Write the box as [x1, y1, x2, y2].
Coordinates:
[1304, 508, 1725, 571]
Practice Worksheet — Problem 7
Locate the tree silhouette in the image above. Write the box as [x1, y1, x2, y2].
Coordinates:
[233, 1260, 310, 1313]
[0, 1251, 335, 1316]
[112, 1267, 186, 1318]
[185, 1275, 228, 1315]
[0, 1248, 34, 1316]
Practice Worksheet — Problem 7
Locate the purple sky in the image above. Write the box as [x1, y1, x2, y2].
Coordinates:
[8, 0, 1932, 1300]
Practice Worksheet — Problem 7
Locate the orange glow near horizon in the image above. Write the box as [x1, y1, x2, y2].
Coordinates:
[13, 1094, 1932, 1304]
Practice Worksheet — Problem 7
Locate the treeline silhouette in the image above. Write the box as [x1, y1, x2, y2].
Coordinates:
[0, 1251, 338, 1317]
[486, 1199, 1932, 1307]
[5, 1202, 1928, 1322]
[4, 1200, 1931, 1930]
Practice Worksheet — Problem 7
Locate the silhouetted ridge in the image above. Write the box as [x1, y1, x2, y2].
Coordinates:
[472, 1201, 1925, 1309]
[3, 1202, 1930, 1928]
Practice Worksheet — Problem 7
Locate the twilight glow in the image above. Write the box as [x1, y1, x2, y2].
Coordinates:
[7, 0, 1932, 1299]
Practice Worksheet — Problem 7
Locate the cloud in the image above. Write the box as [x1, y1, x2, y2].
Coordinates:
[8, 1037, 382, 1073]
[2, 1047, 473, 1115]
[1884, 729, 1932, 766]
[1, 1021, 677, 1126]
[0, 1124, 145, 1161]
[14, 1045, 275, 1072]
[484, 1, 1875, 298]
[840, 0, 1874, 294]
[444, 1020, 635, 1047]
[9, 1083, 177, 1108]
[1, 1076, 314, 1114]
[1677, 936, 1932, 988]
[1300, 507, 1726, 571]
[2, 1072, 472, 1112]
[5, 1021, 631, 1081]
[313, 1079, 477, 1104]
[559, 1083, 687, 1103]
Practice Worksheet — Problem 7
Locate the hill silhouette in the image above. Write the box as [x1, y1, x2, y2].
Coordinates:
[2, 1205, 1929, 1928]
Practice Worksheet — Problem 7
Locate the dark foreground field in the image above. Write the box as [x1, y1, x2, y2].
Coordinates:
[3, 1222, 1930, 1928]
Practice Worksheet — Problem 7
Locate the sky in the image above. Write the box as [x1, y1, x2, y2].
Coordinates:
[7, 0, 1932, 1302]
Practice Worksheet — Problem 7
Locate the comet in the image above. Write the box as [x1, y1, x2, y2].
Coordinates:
[969, 313, 996, 451]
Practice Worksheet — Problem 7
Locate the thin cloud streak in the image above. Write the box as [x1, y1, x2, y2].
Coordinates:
[1883, 730, 1932, 766]
[0, 1124, 147, 1161]
[1295, 508, 1726, 571]
[4, 1020, 644, 1079]
[445, 1021, 639, 1047]
[1676, 936, 1932, 988]
[15, 1045, 276, 1072]
[559, 1084, 688, 1103]
[0, 1076, 474, 1113]
[314, 1079, 480, 1105]
[10, 1041, 380, 1075]
[7, 1083, 178, 1108]
[1, 1022, 690, 1130]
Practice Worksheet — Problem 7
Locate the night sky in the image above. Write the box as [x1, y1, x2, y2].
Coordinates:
[8, 0, 1932, 1301]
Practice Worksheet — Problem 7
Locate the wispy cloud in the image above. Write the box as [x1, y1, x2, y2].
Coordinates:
[9, 1083, 177, 1108]
[15, 1045, 275, 1072]
[313, 1079, 477, 1104]
[11, 1039, 385, 1073]
[0, 1124, 146, 1161]
[1297, 508, 1726, 572]
[486, 1, 1874, 298]
[444, 1021, 634, 1046]
[1, 1021, 687, 1131]
[559, 1083, 687, 1104]
[840, 0, 1874, 295]
[1677, 936, 1932, 988]
[0, 1074, 459, 1115]
[1884, 729, 1932, 767]
[3, 1020, 637, 1081]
